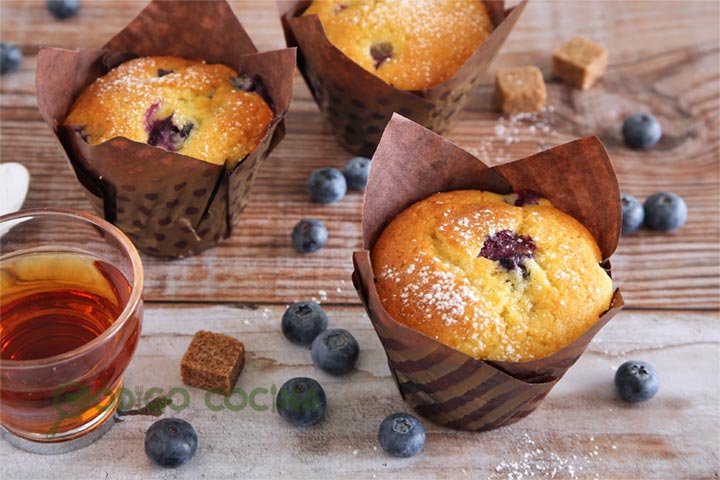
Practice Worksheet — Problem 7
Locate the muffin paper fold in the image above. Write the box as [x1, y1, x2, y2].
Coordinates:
[279, 0, 527, 157]
[353, 114, 625, 431]
[36, 0, 296, 257]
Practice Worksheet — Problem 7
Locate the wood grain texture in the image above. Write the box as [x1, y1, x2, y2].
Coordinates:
[1, 1, 718, 308]
[1, 305, 717, 479]
[0, 1, 719, 478]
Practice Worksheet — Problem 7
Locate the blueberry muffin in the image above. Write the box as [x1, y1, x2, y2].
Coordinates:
[303, 0, 494, 90]
[65, 56, 273, 168]
[372, 190, 614, 362]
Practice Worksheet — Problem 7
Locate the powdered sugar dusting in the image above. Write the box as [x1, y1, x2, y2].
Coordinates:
[382, 262, 479, 327]
[492, 433, 603, 479]
[463, 106, 560, 166]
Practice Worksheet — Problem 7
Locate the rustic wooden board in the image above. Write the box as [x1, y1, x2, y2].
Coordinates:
[0, 305, 717, 479]
[1, 1, 719, 308]
[1, 1, 719, 478]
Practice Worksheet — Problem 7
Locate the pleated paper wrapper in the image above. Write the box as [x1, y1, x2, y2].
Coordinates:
[280, 0, 527, 157]
[36, 0, 296, 258]
[352, 114, 625, 431]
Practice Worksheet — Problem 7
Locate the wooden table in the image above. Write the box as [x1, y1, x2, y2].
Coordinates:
[1, 1, 719, 478]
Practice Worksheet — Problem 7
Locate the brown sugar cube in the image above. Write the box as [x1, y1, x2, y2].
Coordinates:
[552, 36, 608, 90]
[181, 330, 245, 396]
[495, 66, 547, 115]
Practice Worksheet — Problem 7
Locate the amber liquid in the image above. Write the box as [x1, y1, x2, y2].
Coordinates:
[0, 251, 140, 440]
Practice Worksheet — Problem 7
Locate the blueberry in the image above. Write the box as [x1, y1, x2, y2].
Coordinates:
[622, 113, 662, 149]
[144, 418, 198, 468]
[46, 0, 81, 19]
[343, 157, 371, 191]
[281, 301, 328, 346]
[512, 189, 544, 207]
[230, 74, 257, 92]
[615, 360, 660, 402]
[0, 43, 22, 75]
[144, 103, 194, 152]
[370, 42, 393, 69]
[643, 192, 687, 231]
[291, 218, 328, 253]
[378, 413, 426, 458]
[311, 328, 359, 375]
[479, 229, 536, 272]
[307, 167, 346, 204]
[276, 377, 327, 426]
[620, 194, 644, 234]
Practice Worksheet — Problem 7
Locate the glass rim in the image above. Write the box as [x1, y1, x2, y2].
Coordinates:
[0, 207, 144, 369]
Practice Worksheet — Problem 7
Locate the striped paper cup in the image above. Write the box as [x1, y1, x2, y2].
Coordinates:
[353, 114, 624, 431]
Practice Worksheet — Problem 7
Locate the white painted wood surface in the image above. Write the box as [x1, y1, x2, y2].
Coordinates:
[1, 306, 718, 479]
[1, 1, 719, 478]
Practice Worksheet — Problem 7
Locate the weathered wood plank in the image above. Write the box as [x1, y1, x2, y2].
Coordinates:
[1, 305, 717, 479]
[1, 1, 719, 478]
[3, 99, 717, 309]
[2, 1, 719, 59]
[1, 2, 718, 308]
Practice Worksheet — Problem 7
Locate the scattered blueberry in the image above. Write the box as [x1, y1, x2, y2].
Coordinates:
[307, 167, 347, 204]
[615, 360, 660, 402]
[46, 0, 81, 19]
[311, 328, 359, 375]
[622, 113, 662, 149]
[144, 418, 198, 468]
[620, 194, 644, 234]
[281, 301, 328, 346]
[378, 413, 426, 458]
[643, 192, 687, 231]
[276, 377, 327, 426]
[0, 43, 22, 75]
[343, 157, 371, 191]
[291, 218, 328, 253]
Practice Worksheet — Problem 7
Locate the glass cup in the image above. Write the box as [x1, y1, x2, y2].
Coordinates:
[0, 208, 143, 453]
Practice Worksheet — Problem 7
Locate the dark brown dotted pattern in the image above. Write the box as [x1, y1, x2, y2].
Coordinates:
[58, 110, 287, 258]
[227, 121, 278, 228]
[38, 0, 296, 258]
[283, 1, 527, 157]
[66, 135, 227, 257]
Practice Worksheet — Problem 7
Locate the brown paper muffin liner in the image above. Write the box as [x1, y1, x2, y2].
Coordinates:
[36, 0, 296, 258]
[279, 0, 527, 157]
[352, 114, 625, 431]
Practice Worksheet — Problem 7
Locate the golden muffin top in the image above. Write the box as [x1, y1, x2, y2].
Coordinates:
[65, 56, 273, 168]
[372, 190, 614, 362]
[304, 0, 494, 90]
